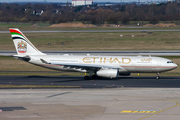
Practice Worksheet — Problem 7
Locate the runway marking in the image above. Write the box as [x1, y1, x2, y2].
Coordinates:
[138, 100, 179, 120]
[46, 92, 72, 98]
[121, 110, 156, 113]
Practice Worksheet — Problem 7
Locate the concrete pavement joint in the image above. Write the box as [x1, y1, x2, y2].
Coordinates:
[46, 92, 72, 98]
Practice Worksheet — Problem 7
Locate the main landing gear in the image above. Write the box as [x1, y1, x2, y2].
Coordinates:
[84, 76, 89, 80]
[84, 75, 98, 80]
[156, 73, 160, 80]
[84, 71, 99, 80]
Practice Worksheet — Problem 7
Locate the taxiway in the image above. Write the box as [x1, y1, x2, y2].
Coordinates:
[0, 88, 180, 120]
[1, 76, 180, 88]
[0, 76, 180, 120]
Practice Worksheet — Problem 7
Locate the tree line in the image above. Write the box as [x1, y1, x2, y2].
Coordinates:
[0, 2, 180, 24]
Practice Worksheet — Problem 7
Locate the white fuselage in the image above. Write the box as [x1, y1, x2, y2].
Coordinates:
[28, 55, 177, 73]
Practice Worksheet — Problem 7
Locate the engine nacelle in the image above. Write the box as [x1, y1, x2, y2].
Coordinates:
[97, 69, 119, 78]
[119, 72, 131, 76]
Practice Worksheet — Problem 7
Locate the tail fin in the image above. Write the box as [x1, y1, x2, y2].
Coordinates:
[9, 28, 45, 56]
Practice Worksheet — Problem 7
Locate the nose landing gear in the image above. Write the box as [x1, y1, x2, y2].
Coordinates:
[156, 73, 160, 79]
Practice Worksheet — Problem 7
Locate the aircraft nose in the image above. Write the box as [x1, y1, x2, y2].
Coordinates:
[173, 63, 178, 68]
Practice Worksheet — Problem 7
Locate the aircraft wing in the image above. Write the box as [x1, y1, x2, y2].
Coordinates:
[40, 59, 122, 70]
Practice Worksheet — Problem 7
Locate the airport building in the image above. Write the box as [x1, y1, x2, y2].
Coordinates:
[72, 0, 93, 6]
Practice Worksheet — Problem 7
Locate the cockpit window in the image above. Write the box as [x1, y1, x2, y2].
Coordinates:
[167, 61, 173, 63]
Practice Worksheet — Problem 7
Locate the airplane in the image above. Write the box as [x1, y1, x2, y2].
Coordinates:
[9, 28, 178, 80]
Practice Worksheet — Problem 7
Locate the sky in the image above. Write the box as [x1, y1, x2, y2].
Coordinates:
[2, 0, 129, 3]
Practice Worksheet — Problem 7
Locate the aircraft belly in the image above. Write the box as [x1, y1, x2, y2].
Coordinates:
[124, 67, 155, 73]
[124, 66, 173, 73]
[153, 67, 175, 72]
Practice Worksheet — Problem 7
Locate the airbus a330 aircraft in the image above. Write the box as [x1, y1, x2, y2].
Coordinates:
[9, 28, 178, 79]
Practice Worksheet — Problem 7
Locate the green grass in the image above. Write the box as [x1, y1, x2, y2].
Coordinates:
[160, 56, 180, 59]
[0, 22, 31, 29]
[1, 22, 180, 31]
[2, 31, 180, 51]
[0, 56, 14, 60]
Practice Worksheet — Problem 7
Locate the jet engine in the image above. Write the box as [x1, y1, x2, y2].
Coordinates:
[96, 69, 119, 78]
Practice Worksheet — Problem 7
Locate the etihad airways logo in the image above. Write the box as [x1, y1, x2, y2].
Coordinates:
[82, 57, 131, 64]
[18, 41, 27, 53]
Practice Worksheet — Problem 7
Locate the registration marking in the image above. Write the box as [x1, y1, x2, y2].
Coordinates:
[121, 110, 157, 113]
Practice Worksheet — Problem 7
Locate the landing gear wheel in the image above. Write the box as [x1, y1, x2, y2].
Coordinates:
[84, 76, 89, 80]
[156, 73, 160, 80]
[91, 75, 97, 79]
[89, 76, 93, 80]
[156, 76, 160, 80]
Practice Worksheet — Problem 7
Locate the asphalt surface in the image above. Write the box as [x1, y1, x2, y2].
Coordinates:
[1, 51, 180, 56]
[1, 75, 180, 120]
[1, 76, 180, 88]
[2, 29, 180, 33]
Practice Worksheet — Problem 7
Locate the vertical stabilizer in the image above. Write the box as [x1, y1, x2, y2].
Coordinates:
[9, 28, 45, 56]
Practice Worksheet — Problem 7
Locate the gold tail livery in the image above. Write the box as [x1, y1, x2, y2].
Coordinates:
[9, 28, 178, 80]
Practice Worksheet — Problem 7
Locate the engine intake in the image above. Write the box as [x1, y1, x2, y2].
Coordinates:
[97, 69, 119, 78]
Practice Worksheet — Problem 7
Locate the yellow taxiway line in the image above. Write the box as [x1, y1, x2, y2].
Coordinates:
[138, 100, 179, 120]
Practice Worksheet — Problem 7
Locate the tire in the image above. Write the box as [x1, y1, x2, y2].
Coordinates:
[91, 75, 97, 79]
[156, 76, 160, 80]
[84, 76, 89, 80]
